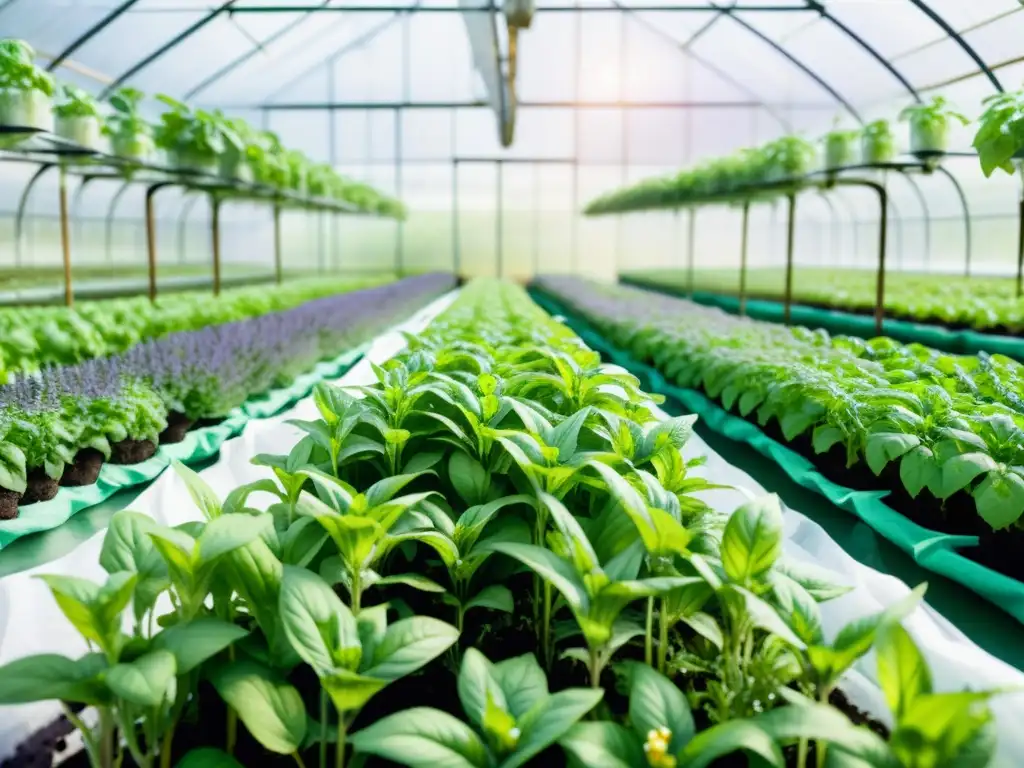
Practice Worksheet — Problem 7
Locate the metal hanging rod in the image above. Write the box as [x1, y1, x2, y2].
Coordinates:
[249, 99, 835, 111]
[225, 4, 807, 11]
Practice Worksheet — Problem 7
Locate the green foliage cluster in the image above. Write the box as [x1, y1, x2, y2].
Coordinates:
[539, 277, 1024, 535]
[0, 39, 54, 96]
[0, 276, 387, 381]
[629, 267, 1024, 334]
[0, 279, 1004, 768]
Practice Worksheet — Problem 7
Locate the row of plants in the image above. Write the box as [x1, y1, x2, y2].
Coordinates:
[625, 267, 1024, 335]
[0, 40, 404, 218]
[583, 95, 990, 215]
[0, 274, 454, 520]
[0, 275, 393, 381]
[0, 278, 1004, 768]
[534, 276, 1024, 583]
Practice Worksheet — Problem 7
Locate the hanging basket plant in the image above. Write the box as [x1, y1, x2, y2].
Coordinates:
[53, 84, 104, 151]
[821, 129, 858, 171]
[899, 96, 969, 159]
[104, 87, 155, 163]
[155, 95, 245, 178]
[0, 39, 55, 136]
[860, 119, 896, 165]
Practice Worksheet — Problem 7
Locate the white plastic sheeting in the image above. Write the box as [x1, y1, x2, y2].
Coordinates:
[0, 295, 1022, 763]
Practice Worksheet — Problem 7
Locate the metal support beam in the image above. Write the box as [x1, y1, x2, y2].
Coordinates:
[101, 2, 238, 98]
[739, 200, 751, 315]
[249, 99, 775, 111]
[47, 0, 141, 72]
[210, 196, 222, 296]
[145, 183, 173, 302]
[228, 3, 806, 10]
[933, 165, 972, 277]
[58, 167, 73, 308]
[783, 193, 797, 323]
[905, 0, 1001, 92]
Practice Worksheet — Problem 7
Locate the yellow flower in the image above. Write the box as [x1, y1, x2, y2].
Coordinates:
[643, 727, 677, 768]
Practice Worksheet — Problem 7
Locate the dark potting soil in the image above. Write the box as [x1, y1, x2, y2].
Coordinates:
[194, 416, 227, 430]
[59, 448, 105, 488]
[110, 439, 157, 465]
[19, 468, 59, 506]
[0, 488, 20, 520]
[159, 411, 195, 445]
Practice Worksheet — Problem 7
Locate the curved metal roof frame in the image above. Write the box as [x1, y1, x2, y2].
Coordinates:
[26, 0, 1009, 126]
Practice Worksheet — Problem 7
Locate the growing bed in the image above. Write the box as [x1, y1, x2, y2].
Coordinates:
[1, 280, 1020, 768]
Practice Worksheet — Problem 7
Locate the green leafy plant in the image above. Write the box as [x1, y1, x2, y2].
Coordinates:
[350, 649, 603, 768]
[899, 96, 969, 156]
[973, 89, 1024, 177]
[104, 87, 155, 161]
[0, 39, 54, 96]
[861, 119, 896, 164]
[154, 95, 243, 171]
[822, 129, 858, 170]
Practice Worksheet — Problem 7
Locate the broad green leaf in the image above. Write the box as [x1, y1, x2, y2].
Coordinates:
[349, 707, 490, 768]
[548, 407, 591, 460]
[449, 451, 490, 506]
[455, 495, 533, 551]
[865, 433, 920, 476]
[752, 701, 894, 765]
[279, 565, 361, 673]
[559, 722, 644, 768]
[720, 495, 784, 585]
[366, 471, 434, 509]
[493, 653, 548, 720]
[375, 573, 447, 593]
[482, 541, 588, 613]
[363, 616, 459, 681]
[457, 647, 506, 730]
[465, 585, 514, 614]
[99, 511, 169, 621]
[321, 667, 388, 713]
[876, 623, 932, 719]
[106, 650, 177, 708]
[317, 514, 383, 568]
[774, 558, 851, 602]
[770, 572, 824, 645]
[37, 572, 136, 653]
[627, 663, 695, 754]
[680, 720, 784, 768]
[0, 652, 108, 705]
[197, 513, 274, 565]
[172, 461, 222, 520]
[899, 446, 939, 500]
[151, 618, 248, 674]
[939, 452, 998, 498]
[722, 585, 805, 649]
[973, 470, 1024, 530]
[175, 748, 245, 768]
[504, 688, 605, 768]
[209, 660, 307, 754]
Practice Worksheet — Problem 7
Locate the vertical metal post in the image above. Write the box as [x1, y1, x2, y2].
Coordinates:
[274, 202, 283, 285]
[783, 193, 796, 324]
[496, 161, 504, 278]
[452, 161, 460, 275]
[685, 207, 696, 297]
[58, 166, 73, 308]
[145, 184, 163, 303]
[873, 184, 889, 336]
[210, 196, 222, 296]
[739, 200, 751, 316]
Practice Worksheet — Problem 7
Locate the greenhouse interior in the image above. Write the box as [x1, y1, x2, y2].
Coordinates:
[7, 1, 1024, 766]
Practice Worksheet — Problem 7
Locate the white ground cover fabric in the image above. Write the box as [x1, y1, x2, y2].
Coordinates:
[0, 295, 1022, 764]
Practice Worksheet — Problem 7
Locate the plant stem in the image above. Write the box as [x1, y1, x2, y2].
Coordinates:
[542, 581, 553, 671]
[63, 703, 99, 768]
[797, 738, 809, 768]
[644, 597, 654, 666]
[293, 752, 309, 768]
[351, 568, 362, 614]
[657, 598, 669, 674]
[227, 708, 238, 755]
[160, 719, 178, 768]
[320, 687, 329, 768]
[588, 646, 601, 689]
[99, 708, 115, 768]
[336, 718, 348, 768]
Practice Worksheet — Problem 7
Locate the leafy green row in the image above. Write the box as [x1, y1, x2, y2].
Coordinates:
[0, 40, 403, 218]
[626, 267, 1024, 334]
[536, 276, 1024, 537]
[0, 279, 1003, 768]
[0, 275, 389, 379]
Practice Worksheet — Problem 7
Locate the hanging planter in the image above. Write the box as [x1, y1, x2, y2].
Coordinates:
[821, 129, 858, 171]
[155, 94, 241, 178]
[53, 85, 105, 151]
[763, 135, 816, 183]
[104, 87, 155, 163]
[899, 96, 969, 159]
[0, 40, 55, 138]
[860, 119, 896, 165]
